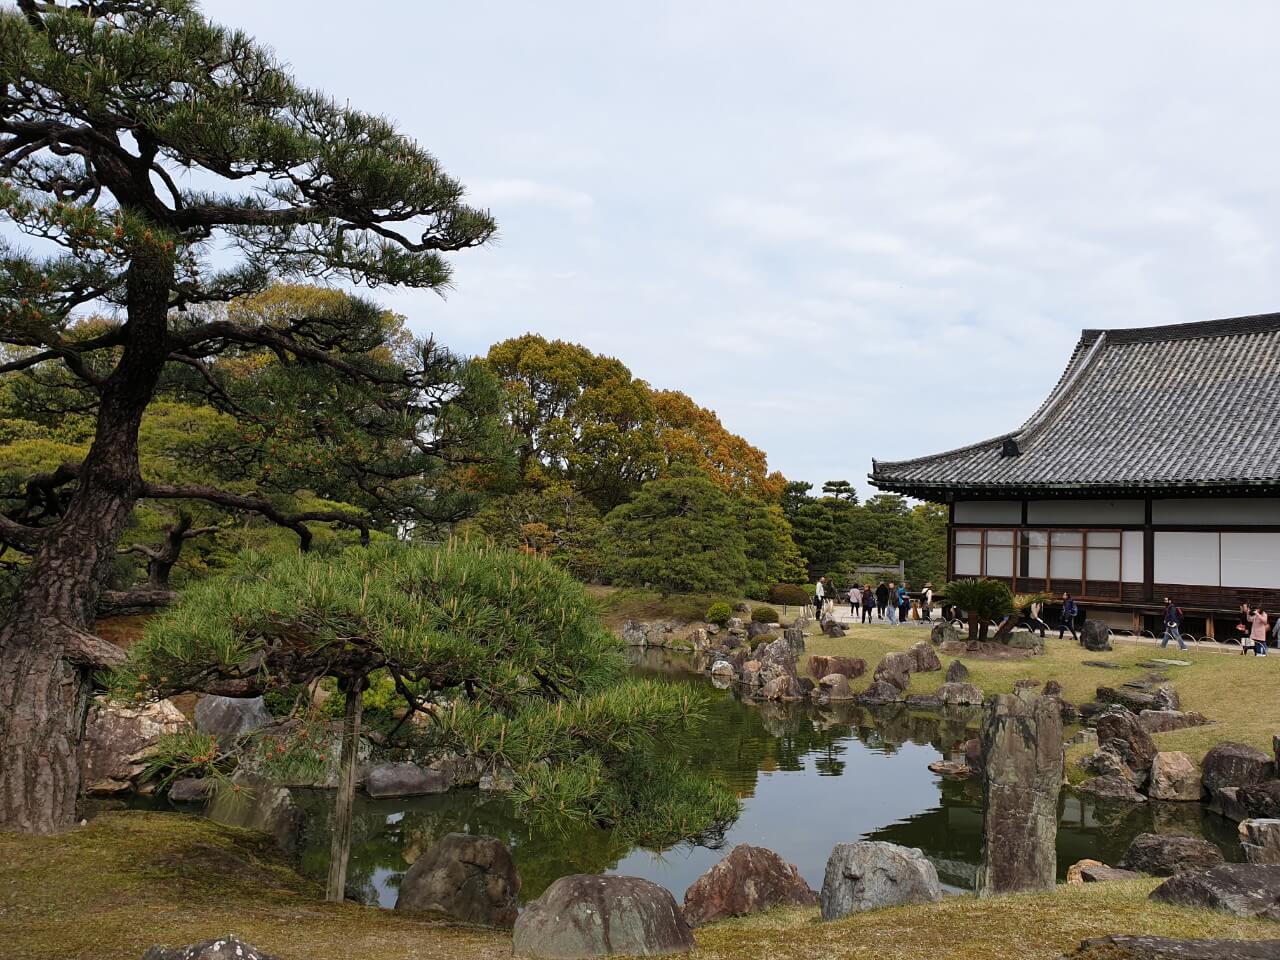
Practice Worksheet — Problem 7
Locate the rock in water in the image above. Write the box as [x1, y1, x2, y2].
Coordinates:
[1202, 743, 1275, 796]
[1238, 782, 1280, 819]
[816, 674, 854, 701]
[365, 761, 451, 798]
[193, 695, 273, 742]
[1078, 776, 1148, 804]
[807, 655, 865, 680]
[1148, 752, 1201, 801]
[975, 689, 1063, 895]
[819, 841, 942, 920]
[143, 936, 279, 960]
[682, 844, 817, 927]
[936, 682, 984, 706]
[1149, 864, 1280, 920]
[513, 875, 693, 958]
[1081, 619, 1112, 651]
[1062, 935, 1280, 959]
[1241, 819, 1280, 865]
[394, 833, 520, 927]
[1119, 833, 1226, 876]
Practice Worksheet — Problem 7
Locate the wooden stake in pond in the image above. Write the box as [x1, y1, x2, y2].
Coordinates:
[326, 679, 364, 902]
[975, 688, 1063, 896]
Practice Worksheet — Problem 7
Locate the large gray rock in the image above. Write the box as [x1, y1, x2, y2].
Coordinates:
[1080, 746, 1136, 783]
[1138, 710, 1211, 734]
[783, 625, 806, 654]
[193, 695, 273, 742]
[79, 696, 186, 793]
[1096, 707, 1157, 786]
[908, 641, 942, 673]
[807, 655, 865, 680]
[512, 875, 694, 958]
[1062, 936, 1280, 959]
[855, 679, 904, 705]
[205, 773, 300, 855]
[1118, 833, 1226, 876]
[1148, 752, 1200, 802]
[945, 659, 969, 683]
[1202, 743, 1275, 796]
[143, 936, 279, 960]
[816, 673, 854, 701]
[937, 682, 984, 706]
[873, 652, 914, 691]
[682, 844, 817, 927]
[1238, 781, 1280, 819]
[819, 841, 942, 920]
[976, 689, 1063, 895]
[1150, 864, 1280, 920]
[1078, 775, 1148, 804]
[821, 619, 846, 638]
[168, 777, 213, 804]
[394, 833, 520, 927]
[366, 761, 451, 798]
[1241, 819, 1280, 865]
[1081, 619, 1112, 651]
[931, 622, 962, 646]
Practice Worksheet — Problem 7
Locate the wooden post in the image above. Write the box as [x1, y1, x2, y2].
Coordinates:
[1205, 616, 1215, 640]
[326, 680, 364, 903]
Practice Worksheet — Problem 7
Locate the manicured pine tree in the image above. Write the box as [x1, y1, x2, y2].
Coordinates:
[0, 0, 496, 833]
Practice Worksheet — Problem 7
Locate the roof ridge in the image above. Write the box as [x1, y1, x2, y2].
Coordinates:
[1082, 311, 1280, 345]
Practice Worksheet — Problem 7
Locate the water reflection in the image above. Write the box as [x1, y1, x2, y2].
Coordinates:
[223, 649, 1243, 907]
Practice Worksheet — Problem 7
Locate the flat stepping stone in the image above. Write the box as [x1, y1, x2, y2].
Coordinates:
[1083, 660, 1125, 669]
[1150, 658, 1191, 667]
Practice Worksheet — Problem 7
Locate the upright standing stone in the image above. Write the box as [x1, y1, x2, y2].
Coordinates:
[975, 688, 1063, 896]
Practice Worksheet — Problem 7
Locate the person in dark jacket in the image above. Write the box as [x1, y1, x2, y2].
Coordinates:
[1160, 596, 1187, 651]
[1237, 601, 1253, 655]
[875, 582, 890, 620]
[861, 584, 875, 623]
[1058, 593, 1079, 642]
[897, 582, 911, 624]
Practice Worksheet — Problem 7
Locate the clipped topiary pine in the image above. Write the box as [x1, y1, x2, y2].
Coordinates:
[944, 578, 1014, 643]
[110, 542, 736, 902]
[768, 584, 809, 609]
[705, 601, 734, 626]
[751, 606, 779, 624]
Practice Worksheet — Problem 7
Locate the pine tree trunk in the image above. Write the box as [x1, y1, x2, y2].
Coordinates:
[326, 683, 364, 902]
[0, 256, 172, 834]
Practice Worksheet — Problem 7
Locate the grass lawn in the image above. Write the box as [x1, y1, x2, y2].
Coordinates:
[3, 812, 1276, 960]
[800, 622, 1278, 774]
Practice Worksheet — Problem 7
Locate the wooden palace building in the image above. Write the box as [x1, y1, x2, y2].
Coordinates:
[870, 313, 1280, 635]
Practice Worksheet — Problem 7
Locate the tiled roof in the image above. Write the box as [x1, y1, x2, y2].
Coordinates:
[870, 312, 1280, 498]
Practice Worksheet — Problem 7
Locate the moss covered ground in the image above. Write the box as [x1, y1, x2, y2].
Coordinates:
[3, 812, 1276, 960]
[801, 621, 1277, 775]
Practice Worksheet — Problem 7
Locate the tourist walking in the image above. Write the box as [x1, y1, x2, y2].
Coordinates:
[1250, 606, 1270, 657]
[898, 582, 911, 623]
[1058, 593, 1079, 642]
[861, 585, 875, 623]
[919, 583, 933, 622]
[875, 582, 890, 620]
[1236, 601, 1254, 655]
[848, 584, 861, 616]
[886, 581, 899, 624]
[814, 576, 827, 620]
[1026, 599, 1048, 638]
[1160, 596, 1187, 651]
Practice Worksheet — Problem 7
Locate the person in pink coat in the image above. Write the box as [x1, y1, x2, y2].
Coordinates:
[1250, 607, 1271, 657]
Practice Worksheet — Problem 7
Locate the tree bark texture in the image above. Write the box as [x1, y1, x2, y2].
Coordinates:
[0, 255, 173, 833]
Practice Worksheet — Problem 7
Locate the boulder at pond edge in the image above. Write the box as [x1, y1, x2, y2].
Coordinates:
[513, 875, 694, 958]
[819, 841, 943, 920]
[394, 832, 520, 927]
[1149, 864, 1280, 920]
[682, 844, 817, 927]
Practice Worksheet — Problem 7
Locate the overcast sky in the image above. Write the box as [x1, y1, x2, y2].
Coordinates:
[213, 1, 1280, 497]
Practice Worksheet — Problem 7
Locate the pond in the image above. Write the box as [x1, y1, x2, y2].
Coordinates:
[210, 649, 1241, 908]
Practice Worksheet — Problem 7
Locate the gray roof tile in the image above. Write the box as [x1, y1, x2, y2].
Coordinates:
[870, 312, 1280, 496]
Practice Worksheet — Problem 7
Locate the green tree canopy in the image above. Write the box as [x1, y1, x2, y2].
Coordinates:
[0, 0, 496, 834]
[111, 541, 736, 898]
[603, 473, 750, 596]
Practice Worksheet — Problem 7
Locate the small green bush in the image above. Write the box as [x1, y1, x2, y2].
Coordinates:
[705, 601, 733, 626]
[751, 605, 779, 623]
[768, 583, 808, 607]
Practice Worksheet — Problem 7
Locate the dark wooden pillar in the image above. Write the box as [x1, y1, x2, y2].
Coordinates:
[1142, 497, 1155, 603]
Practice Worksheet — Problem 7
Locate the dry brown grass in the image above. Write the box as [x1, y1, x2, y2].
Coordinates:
[3, 813, 1274, 960]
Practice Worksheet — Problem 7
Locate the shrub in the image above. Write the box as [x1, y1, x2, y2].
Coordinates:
[768, 583, 809, 607]
[944, 578, 1014, 642]
[705, 601, 733, 626]
[751, 605, 779, 624]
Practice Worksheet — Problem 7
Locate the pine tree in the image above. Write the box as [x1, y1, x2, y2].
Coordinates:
[0, 1, 495, 833]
